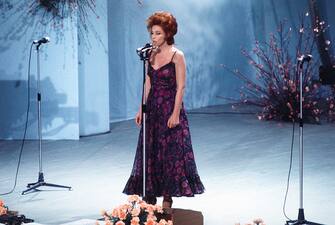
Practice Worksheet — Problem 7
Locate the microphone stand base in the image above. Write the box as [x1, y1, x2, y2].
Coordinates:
[286, 209, 324, 225]
[22, 172, 72, 195]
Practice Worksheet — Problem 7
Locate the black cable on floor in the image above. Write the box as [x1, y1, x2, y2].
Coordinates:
[282, 120, 295, 221]
[0, 43, 34, 196]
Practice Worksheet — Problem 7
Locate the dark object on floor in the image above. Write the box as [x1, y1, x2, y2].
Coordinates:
[159, 208, 203, 225]
[142, 195, 157, 205]
[0, 210, 34, 225]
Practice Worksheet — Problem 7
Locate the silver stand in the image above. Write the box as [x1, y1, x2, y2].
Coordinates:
[286, 55, 323, 225]
[22, 42, 72, 195]
[142, 56, 148, 199]
[136, 44, 152, 200]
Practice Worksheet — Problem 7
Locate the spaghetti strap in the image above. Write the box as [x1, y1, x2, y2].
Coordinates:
[170, 50, 177, 62]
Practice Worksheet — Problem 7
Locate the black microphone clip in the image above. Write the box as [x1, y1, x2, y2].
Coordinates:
[33, 37, 50, 45]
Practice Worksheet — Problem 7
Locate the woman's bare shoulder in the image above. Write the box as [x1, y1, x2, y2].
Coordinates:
[172, 47, 185, 63]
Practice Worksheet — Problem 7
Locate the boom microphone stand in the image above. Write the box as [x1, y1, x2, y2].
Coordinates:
[286, 54, 323, 225]
[22, 38, 72, 195]
[136, 43, 153, 199]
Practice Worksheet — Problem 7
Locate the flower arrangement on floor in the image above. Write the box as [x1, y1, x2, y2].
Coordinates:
[235, 218, 266, 225]
[0, 199, 34, 224]
[0, 199, 8, 216]
[221, 15, 335, 123]
[98, 195, 173, 225]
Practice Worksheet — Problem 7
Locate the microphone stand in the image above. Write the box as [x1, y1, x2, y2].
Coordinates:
[22, 42, 72, 195]
[136, 46, 151, 199]
[286, 55, 323, 225]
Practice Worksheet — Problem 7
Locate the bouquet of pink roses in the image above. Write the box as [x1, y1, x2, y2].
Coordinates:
[0, 199, 8, 216]
[99, 195, 172, 225]
[235, 218, 266, 225]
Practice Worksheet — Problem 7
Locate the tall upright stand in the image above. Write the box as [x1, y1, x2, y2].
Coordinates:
[136, 44, 151, 199]
[22, 42, 72, 195]
[286, 55, 323, 225]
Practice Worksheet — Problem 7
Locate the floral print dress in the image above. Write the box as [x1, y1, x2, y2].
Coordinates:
[123, 52, 205, 197]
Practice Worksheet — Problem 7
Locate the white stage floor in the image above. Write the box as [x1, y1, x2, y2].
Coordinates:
[1, 105, 334, 225]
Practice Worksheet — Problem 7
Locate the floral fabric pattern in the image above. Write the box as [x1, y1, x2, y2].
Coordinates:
[123, 60, 205, 197]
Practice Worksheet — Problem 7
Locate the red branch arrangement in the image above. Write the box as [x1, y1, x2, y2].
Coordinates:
[0, 0, 100, 51]
[221, 17, 335, 123]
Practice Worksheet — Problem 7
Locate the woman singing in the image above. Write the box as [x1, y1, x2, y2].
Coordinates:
[123, 11, 205, 209]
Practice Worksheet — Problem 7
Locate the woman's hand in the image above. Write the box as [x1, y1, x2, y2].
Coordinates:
[135, 111, 142, 127]
[167, 113, 180, 128]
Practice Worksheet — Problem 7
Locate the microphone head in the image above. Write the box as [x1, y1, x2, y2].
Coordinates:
[145, 43, 152, 48]
[297, 54, 312, 62]
[305, 54, 312, 60]
[33, 36, 50, 44]
[42, 37, 50, 43]
[136, 43, 153, 54]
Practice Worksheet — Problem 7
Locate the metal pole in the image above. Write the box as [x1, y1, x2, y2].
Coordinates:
[299, 62, 303, 210]
[142, 59, 147, 198]
[36, 46, 43, 174]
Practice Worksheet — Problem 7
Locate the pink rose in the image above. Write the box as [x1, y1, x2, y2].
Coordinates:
[105, 220, 113, 225]
[131, 207, 140, 217]
[146, 213, 157, 221]
[145, 204, 155, 214]
[118, 209, 127, 220]
[0, 207, 7, 216]
[131, 217, 140, 225]
[111, 208, 119, 217]
[158, 219, 168, 225]
[115, 221, 125, 225]
[128, 195, 140, 203]
[120, 204, 131, 210]
[145, 218, 156, 225]
[139, 202, 148, 209]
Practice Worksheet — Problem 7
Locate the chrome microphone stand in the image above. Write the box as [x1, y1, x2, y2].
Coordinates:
[22, 39, 72, 195]
[286, 54, 323, 225]
[136, 44, 152, 199]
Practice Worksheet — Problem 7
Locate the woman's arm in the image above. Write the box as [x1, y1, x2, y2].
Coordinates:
[145, 74, 151, 101]
[167, 50, 186, 128]
[135, 72, 151, 126]
[138, 74, 151, 112]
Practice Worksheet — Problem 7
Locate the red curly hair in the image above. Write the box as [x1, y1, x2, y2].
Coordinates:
[146, 11, 178, 45]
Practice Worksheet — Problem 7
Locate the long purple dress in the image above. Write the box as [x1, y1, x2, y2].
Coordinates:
[123, 53, 205, 197]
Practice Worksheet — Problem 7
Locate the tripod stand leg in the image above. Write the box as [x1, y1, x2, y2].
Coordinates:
[22, 172, 72, 195]
[22, 182, 45, 195]
[43, 183, 72, 190]
[287, 220, 324, 225]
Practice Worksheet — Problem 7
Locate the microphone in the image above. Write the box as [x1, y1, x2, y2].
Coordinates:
[136, 43, 156, 54]
[33, 37, 50, 45]
[297, 54, 312, 62]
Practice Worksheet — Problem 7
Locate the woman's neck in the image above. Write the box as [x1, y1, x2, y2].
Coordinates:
[158, 42, 171, 53]
[150, 42, 172, 64]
